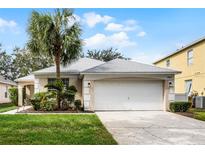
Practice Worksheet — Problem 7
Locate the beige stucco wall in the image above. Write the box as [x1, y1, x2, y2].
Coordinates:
[34, 75, 82, 101]
[155, 41, 205, 94]
[0, 83, 13, 103]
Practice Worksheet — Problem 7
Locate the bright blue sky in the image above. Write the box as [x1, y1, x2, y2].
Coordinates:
[1, 8, 205, 63]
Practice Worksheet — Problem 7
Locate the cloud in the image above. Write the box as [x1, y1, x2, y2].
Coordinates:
[125, 19, 137, 26]
[132, 52, 165, 64]
[83, 12, 113, 28]
[105, 20, 138, 32]
[84, 32, 137, 50]
[0, 18, 17, 28]
[137, 31, 147, 37]
[105, 23, 124, 31]
[0, 17, 18, 33]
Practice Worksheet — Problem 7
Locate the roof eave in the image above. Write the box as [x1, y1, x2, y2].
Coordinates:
[0, 81, 17, 86]
[81, 71, 180, 75]
[34, 72, 81, 76]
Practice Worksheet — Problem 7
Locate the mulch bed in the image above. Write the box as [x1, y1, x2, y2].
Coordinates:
[18, 107, 93, 113]
[175, 112, 194, 118]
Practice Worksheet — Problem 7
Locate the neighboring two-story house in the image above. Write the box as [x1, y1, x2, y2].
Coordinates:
[154, 37, 205, 95]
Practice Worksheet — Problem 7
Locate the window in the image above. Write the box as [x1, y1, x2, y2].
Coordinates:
[47, 78, 69, 90]
[185, 80, 192, 94]
[187, 49, 193, 65]
[166, 59, 170, 67]
[5, 86, 8, 98]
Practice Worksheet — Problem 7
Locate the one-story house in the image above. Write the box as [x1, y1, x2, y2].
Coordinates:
[0, 75, 17, 104]
[15, 58, 180, 111]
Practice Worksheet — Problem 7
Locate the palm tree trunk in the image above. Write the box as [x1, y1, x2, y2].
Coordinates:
[55, 52, 61, 109]
[55, 54, 61, 80]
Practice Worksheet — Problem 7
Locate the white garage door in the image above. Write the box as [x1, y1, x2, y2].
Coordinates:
[94, 80, 163, 110]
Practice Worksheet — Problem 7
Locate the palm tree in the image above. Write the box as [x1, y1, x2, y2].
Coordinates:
[27, 9, 82, 109]
[27, 9, 82, 80]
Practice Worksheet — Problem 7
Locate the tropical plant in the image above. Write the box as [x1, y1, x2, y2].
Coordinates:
[8, 87, 18, 106]
[45, 80, 78, 109]
[27, 9, 82, 109]
[30, 92, 45, 110]
[30, 91, 57, 111]
[86, 48, 130, 62]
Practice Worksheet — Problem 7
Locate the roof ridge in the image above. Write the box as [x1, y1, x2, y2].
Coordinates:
[82, 58, 180, 74]
[129, 59, 180, 72]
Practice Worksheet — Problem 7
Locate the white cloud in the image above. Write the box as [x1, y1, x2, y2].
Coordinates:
[125, 19, 137, 26]
[137, 31, 147, 37]
[105, 23, 124, 31]
[83, 12, 113, 28]
[105, 20, 138, 32]
[0, 17, 18, 33]
[84, 32, 137, 50]
[132, 52, 165, 64]
[0, 18, 17, 28]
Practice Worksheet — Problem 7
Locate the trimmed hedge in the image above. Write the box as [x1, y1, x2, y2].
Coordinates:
[169, 102, 191, 112]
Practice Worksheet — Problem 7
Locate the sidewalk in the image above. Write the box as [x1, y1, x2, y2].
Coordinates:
[0, 106, 32, 114]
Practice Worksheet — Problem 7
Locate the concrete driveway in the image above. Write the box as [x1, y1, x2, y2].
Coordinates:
[96, 111, 205, 145]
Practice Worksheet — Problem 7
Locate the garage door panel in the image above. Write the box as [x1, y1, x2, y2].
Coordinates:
[94, 80, 163, 110]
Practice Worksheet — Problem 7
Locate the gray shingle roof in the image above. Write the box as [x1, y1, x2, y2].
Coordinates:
[0, 75, 17, 86]
[82, 59, 180, 74]
[15, 74, 35, 82]
[33, 58, 104, 75]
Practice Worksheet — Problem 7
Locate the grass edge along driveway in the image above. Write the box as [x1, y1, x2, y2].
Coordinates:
[0, 103, 16, 113]
[191, 109, 205, 121]
[0, 114, 117, 145]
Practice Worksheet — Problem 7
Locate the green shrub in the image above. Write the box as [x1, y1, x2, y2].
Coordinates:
[41, 98, 56, 111]
[8, 87, 18, 106]
[68, 85, 77, 93]
[30, 92, 46, 110]
[74, 99, 82, 111]
[40, 91, 57, 111]
[30, 91, 57, 111]
[169, 102, 191, 112]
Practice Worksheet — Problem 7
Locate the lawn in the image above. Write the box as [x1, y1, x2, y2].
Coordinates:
[191, 108, 205, 121]
[0, 114, 117, 145]
[0, 103, 16, 113]
[177, 108, 205, 121]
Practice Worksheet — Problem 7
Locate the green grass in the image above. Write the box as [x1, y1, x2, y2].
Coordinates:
[0, 114, 117, 145]
[189, 108, 205, 121]
[0, 103, 16, 113]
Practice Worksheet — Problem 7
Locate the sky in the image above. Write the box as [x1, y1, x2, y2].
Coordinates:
[1, 8, 205, 64]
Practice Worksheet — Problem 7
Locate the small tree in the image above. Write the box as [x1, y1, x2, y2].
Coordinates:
[8, 87, 18, 106]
